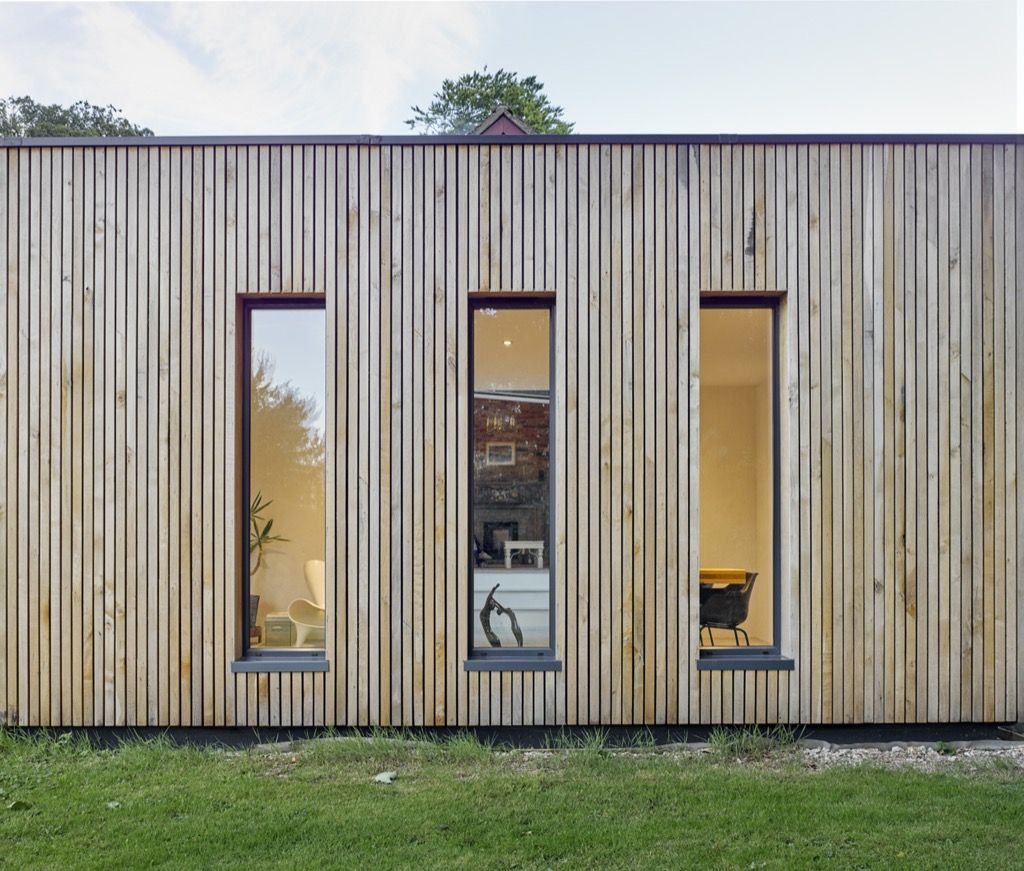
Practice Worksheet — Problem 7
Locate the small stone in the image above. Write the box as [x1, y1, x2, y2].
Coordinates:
[374, 770, 398, 784]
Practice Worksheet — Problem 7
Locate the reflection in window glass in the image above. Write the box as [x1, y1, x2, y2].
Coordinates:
[248, 307, 326, 650]
[472, 306, 551, 651]
[699, 307, 774, 649]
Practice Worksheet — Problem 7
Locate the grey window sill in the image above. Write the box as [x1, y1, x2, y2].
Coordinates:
[697, 654, 794, 671]
[231, 655, 330, 674]
[464, 658, 562, 673]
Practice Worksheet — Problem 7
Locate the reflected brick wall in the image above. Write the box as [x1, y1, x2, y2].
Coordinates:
[472, 398, 550, 558]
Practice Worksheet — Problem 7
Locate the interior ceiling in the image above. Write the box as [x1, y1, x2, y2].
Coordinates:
[473, 306, 767, 390]
[700, 307, 772, 387]
[474, 307, 550, 391]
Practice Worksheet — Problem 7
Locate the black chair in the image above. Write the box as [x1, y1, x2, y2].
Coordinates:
[699, 572, 757, 646]
[472, 535, 493, 567]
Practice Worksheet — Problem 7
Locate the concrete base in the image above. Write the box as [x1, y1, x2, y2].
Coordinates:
[997, 723, 1024, 741]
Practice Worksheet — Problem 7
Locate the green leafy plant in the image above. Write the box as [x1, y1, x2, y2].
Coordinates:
[249, 491, 287, 576]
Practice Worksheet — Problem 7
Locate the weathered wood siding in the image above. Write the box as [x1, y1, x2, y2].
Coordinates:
[0, 140, 1020, 727]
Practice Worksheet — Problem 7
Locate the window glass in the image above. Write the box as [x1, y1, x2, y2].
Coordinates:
[472, 306, 551, 651]
[699, 306, 774, 649]
[248, 307, 326, 650]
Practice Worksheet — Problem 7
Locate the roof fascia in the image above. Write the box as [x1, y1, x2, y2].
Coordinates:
[1, 133, 1022, 148]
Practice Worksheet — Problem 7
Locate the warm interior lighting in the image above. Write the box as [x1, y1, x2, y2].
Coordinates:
[503, 339, 513, 347]
[699, 306, 774, 649]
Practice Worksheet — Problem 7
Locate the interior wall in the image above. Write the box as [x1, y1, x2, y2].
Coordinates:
[699, 385, 773, 644]
[700, 386, 757, 571]
[754, 379, 774, 644]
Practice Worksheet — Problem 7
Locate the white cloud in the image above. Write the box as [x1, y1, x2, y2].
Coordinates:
[0, 2, 485, 134]
[0, 1, 1015, 135]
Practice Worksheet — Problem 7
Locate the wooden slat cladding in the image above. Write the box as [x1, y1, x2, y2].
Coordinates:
[0, 141, 1020, 727]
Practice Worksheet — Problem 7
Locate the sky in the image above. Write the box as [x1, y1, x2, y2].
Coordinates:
[0, 0, 1020, 135]
[252, 308, 326, 433]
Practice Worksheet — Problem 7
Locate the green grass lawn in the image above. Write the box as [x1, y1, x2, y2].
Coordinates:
[1, 730, 1021, 870]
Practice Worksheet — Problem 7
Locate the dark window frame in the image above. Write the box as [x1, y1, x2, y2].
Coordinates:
[236, 296, 328, 669]
[697, 295, 787, 667]
[466, 297, 560, 670]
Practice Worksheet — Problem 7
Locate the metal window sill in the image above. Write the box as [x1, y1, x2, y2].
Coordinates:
[464, 658, 562, 673]
[231, 655, 330, 674]
[697, 654, 794, 672]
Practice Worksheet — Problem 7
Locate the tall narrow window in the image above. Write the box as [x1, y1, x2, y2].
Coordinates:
[470, 302, 555, 662]
[699, 301, 779, 655]
[243, 301, 326, 655]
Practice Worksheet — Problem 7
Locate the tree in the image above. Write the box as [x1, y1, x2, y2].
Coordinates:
[407, 68, 573, 135]
[249, 350, 326, 521]
[248, 350, 326, 571]
[0, 96, 153, 137]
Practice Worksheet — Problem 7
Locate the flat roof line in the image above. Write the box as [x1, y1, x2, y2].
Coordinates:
[0, 133, 1021, 148]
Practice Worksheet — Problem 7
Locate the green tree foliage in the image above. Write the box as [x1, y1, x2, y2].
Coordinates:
[248, 351, 326, 570]
[407, 68, 573, 135]
[0, 96, 154, 137]
[249, 351, 325, 509]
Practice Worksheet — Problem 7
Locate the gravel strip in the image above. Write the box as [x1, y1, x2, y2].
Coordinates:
[248, 735, 1024, 774]
[798, 740, 1024, 773]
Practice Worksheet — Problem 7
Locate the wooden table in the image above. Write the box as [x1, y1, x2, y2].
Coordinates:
[699, 567, 749, 586]
[504, 540, 545, 569]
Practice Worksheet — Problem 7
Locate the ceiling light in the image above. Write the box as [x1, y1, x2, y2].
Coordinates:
[503, 339, 513, 347]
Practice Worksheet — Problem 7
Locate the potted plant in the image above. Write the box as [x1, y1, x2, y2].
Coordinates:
[248, 491, 287, 644]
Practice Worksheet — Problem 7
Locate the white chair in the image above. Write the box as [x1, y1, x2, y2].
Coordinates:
[288, 559, 326, 646]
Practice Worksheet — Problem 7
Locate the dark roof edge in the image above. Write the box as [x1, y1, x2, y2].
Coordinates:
[0, 133, 1021, 148]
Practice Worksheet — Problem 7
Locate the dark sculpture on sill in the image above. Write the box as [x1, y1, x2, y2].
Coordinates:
[480, 583, 524, 647]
